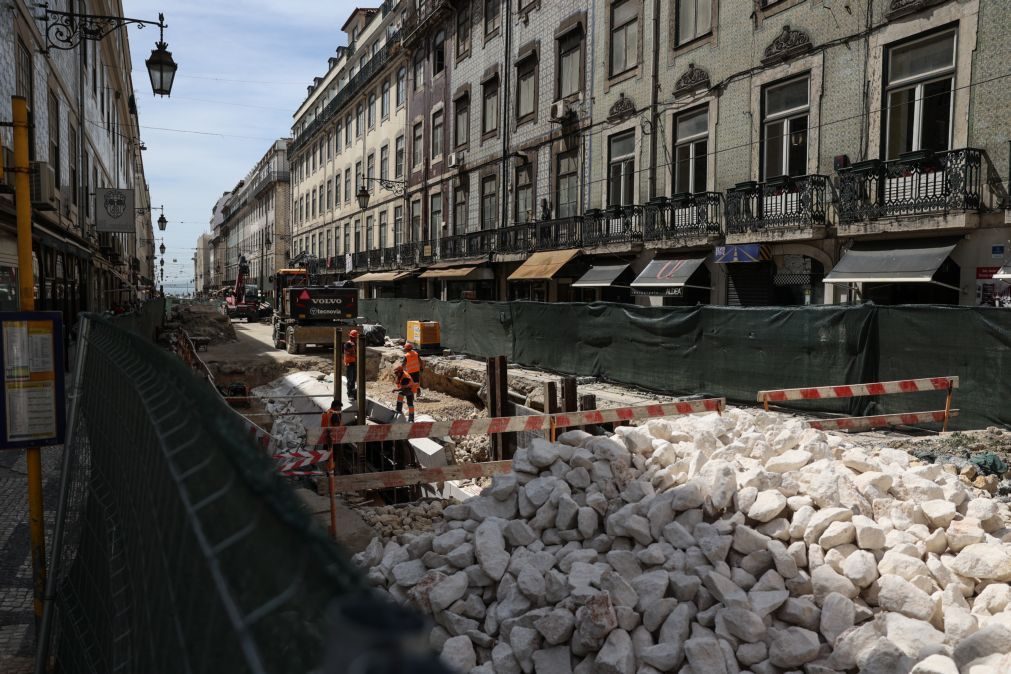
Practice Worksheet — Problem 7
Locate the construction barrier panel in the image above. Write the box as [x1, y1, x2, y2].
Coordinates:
[41, 313, 443, 673]
[361, 299, 1011, 429]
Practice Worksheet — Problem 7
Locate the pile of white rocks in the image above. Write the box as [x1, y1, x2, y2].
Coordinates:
[359, 500, 448, 539]
[353, 408, 1011, 673]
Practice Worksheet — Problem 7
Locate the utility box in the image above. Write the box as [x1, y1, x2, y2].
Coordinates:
[406, 320, 441, 354]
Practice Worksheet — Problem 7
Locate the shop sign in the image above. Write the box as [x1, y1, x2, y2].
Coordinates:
[713, 245, 771, 264]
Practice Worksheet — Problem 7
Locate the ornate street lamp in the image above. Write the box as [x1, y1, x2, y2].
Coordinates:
[157, 213, 168, 231]
[159, 242, 166, 255]
[356, 185, 370, 210]
[146, 19, 178, 97]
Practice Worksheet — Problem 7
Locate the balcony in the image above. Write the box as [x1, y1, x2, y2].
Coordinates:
[836, 148, 985, 235]
[400, 0, 455, 48]
[642, 193, 723, 244]
[440, 230, 497, 260]
[725, 175, 829, 243]
[582, 209, 642, 248]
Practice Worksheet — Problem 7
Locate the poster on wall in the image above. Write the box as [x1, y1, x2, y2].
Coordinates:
[976, 267, 999, 306]
[95, 188, 136, 233]
[0, 312, 65, 449]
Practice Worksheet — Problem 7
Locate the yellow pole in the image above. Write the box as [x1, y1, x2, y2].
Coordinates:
[13, 95, 46, 626]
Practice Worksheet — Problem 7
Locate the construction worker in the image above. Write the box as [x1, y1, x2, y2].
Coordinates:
[320, 399, 343, 455]
[343, 329, 359, 399]
[402, 342, 423, 398]
[393, 365, 415, 422]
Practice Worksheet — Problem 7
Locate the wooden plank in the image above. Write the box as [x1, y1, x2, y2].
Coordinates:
[329, 460, 514, 493]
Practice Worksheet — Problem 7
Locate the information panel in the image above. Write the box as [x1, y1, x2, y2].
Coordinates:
[0, 312, 65, 449]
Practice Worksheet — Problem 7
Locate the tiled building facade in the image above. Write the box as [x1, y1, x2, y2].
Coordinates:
[280, 0, 1011, 307]
[1, 0, 159, 322]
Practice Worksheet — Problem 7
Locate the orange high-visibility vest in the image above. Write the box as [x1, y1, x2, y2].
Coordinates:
[321, 409, 342, 428]
[395, 370, 413, 390]
[343, 340, 356, 366]
[403, 350, 421, 374]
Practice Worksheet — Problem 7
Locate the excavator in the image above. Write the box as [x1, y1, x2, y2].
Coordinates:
[270, 253, 359, 354]
[223, 255, 261, 322]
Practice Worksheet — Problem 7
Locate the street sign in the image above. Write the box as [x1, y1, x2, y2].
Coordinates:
[0, 312, 65, 449]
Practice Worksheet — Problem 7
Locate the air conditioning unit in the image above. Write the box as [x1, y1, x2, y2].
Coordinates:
[30, 161, 58, 211]
[448, 152, 464, 169]
[550, 100, 573, 122]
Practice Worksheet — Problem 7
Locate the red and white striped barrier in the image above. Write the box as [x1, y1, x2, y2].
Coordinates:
[808, 409, 959, 432]
[757, 376, 958, 403]
[758, 376, 959, 432]
[275, 448, 332, 475]
[313, 398, 725, 447]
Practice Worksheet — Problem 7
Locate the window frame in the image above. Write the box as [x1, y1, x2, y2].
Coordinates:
[381, 79, 391, 119]
[557, 27, 584, 101]
[455, 94, 470, 149]
[454, 185, 469, 233]
[673, 106, 709, 195]
[396, 67, 407, 107]
[480, 175, 498, 229]
[760, 75, 810, 179]
[457, 3, 472, 58]
[609, 0, 639, 79]
[556, 149, 580, 218]
[482, 77, 500, 139]
[514, 165, 533, 224]
[607, 130, 636, 208]
[395, 135, 406, 178]
[432, 110, 444, 159]
[516, 54, 538, 125]
[675, 0, 713, 48]
[412, 122, 424, 169]
[485, 0, 501, 38]
[433, 31, 446, 76]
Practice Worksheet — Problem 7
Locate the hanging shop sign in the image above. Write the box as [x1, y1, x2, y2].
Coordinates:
[95, 188, 136, 233]
[0, 312, 65, 449]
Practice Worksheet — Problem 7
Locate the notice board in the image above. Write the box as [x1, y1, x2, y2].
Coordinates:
[0, 312, 65, 449]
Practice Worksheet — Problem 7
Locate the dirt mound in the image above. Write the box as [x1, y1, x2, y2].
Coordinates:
[174, 303, 237, 344]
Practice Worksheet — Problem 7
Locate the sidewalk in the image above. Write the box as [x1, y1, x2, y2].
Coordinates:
[0, 445, 63, 674]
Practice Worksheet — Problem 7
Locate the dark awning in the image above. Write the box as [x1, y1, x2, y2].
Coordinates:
[572, 264, 630, 288]
[824, 240, 958, 288]
[631, 256, 709, 289]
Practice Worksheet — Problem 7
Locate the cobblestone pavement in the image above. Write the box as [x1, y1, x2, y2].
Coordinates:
[0, 445, 63, 674]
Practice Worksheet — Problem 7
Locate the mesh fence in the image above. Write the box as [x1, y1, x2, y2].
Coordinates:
[44, 311, 441, 673]
[361, 298, 1011, 429]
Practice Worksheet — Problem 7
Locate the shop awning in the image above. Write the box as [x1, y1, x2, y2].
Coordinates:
[631, 256, 709, 289]
[572, 264, 630, 288]
[508, 249, 581, 281]
[824, 240, 958, 288]
[353, 271, 414, 283]
[419, 264, 494, 280]
[994, 265, 1011, 281]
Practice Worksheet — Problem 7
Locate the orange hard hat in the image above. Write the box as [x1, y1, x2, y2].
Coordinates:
[404, 342, 414, 351]
[349, 329, 359, 338]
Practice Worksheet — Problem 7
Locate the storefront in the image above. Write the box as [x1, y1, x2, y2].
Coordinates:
[507, 249, 582, 302]
[353, 270, 418, 299]
[420, 262, 496, 300]
[630, 256, 711, 306]
[571, 262, 634, 303]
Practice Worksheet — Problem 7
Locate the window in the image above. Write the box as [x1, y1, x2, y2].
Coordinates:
[336, 121, 343, 154]
[356, 103, 364, 137]
[558, 29, 582, 99]
[454, 186, 468, 233]
[381, 79, 390, 118]
[482, 78, 499, 136]
[16, 38, 33, 104]
[311, 188, 317, 218]
[344, 223, 350, 253]
[368, 92, 376, 128]
[327, 179, 333, 210]
[396, 67, 407, 106]
[354, 219, 361, 252]
[677, 0, 712, 46]
[394, 205, 404, 245]
[355, 161, 362, 192]
[517, 58, 537, 122]
[515, 166, 533, 223]
[457, 5, 472, 56]
[455, 96, 470, 147]
[367, 153, 375, 191]
[396, 135, 406, 177]
[433, 31, 446, 75]
[762, 76, 809, 178]
[318, 186, 324, 213]
[885, 31, 955, 159]
[411, 200, 422, 240]
[380, 211, 389, 248]
[68, 123, 78, 205]
[335, 174, 341, 204]
[414, 52, 424, 91]
[345, 114, 352, 145]
[674, 108, 708, 194]
[557, 150, 579, 217]
[311, 143, 317, 173]
[485, 0, 501, 36]
[299, 196, 305, 222]
[481, 176, 497, 228]
[610, 0, 638, 77]
[326, 132, 333, 160]
[48, 92, 61, 188]
[430, 193, 442, 238]
[608, 131, 635, 207]
[413, 122, 424, 168]
[432, 111, 444, 158]
[344, 168, 351, 203]
[380, 145, 390, 181]
[366, 216, 374, 250]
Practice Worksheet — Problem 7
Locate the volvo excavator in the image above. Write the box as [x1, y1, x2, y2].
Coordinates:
[270, 253, 359, 354]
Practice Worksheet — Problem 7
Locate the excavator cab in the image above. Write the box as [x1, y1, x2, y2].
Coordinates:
[272, 269, 310, 314]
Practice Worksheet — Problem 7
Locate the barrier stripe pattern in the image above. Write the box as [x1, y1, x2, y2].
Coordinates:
[314, 398, 725, 446]
[807, 409, 958, 432]
[275, 449, 332, 474]
[758, 376, 957, 403]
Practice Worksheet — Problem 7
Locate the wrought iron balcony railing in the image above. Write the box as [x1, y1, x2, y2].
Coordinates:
[400, 0, 456, 47]
[582, 209, 642, 247]
[725, 175, 829, 234]
[642, 192, 723, 240]
[836, 148, 983, 223]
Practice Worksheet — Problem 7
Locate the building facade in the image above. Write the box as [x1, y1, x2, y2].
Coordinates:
[287, 6, 408, 292]
[292, 0, 1010, 307]
[1, 0, 159, 323]
[204, 140, 289, 298]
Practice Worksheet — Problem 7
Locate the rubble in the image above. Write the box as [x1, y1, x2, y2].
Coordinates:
[358, 500, 448, 539]
[353, 407, 1011, 673]
[170, 302, 237, 344]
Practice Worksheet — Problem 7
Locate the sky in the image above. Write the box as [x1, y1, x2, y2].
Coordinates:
[124, 0, 358, 287]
